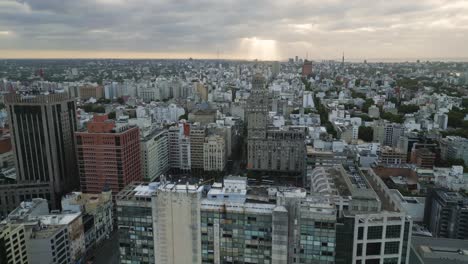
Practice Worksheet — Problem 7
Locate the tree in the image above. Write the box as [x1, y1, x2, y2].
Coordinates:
[362, 99, 374, 113]
[108, 111, 116, 119]
[381, 112, 404, 123]
[117, 97, 125, 105]
[398, 104, 419, 114]
[178, 114, 188, 120]
[358, 126, 373, 142]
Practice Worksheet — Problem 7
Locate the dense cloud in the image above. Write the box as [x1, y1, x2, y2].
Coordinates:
[1, 0, 468, 60]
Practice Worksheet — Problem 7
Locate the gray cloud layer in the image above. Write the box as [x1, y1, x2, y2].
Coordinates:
[1, 0, 468, 60]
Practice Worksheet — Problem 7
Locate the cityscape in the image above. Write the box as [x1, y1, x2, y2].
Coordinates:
[1, 1, 468, 264]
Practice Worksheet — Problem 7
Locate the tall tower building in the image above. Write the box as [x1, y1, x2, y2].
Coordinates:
[247, 74, 269, 140]
[247, 75, 306, 174]
[5, 93, 78, 207]
[75, 114, 141, 195]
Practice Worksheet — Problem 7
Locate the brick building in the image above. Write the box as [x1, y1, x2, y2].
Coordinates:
[75, 114, 141, 195]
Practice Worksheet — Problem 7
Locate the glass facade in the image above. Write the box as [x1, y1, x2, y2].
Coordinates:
[201, 210, 273, 264]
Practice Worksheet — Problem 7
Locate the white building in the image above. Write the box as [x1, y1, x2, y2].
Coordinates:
[203, 135, 226, 172]
[141, 129, 169, 181]
[153, 183, 203, 264]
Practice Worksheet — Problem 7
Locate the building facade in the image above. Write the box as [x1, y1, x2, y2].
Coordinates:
[75, 114, 141, 195]
[5, 93, 79, 209]
[203, 135, 226, 172]
[141, 129, 169, 181]
[246, 74, 306, 174]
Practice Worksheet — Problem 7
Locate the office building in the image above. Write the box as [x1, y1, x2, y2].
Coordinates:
[116, 183, 157, 264]
[302, 60, 313, 77]
[0, 223, 28, 264]
[190, 124, 206, 172]
[116, 181, 203, 264]
[75, 114, 141, 195]
[141, 129, 169, 181]
[5, 93, 79, 209]
[424, 189, 468, 239]
[308, 165, 413, 264]
[28, 224, 71, 264]
[410, 236, 468, 264]
[247, 74, 306, 175]
[168, 123, 191, 172]
[203, 134, 226, 172]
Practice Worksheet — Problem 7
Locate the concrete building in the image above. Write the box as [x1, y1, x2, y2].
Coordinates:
[440, 136, 468, 165]
[247, 74, 306, 175]
[379, 146, 407, 165]
[188, 109, 217, 125]
[434, 113, 448, 130]
[153, 183, 203, 264]
[203, 134, 226, 172]
[302, 60, 313, 77]
[368, 105, 380, 118]
[61, 191, 113, 250]
[141, 129, 169, 181]
[190, 124, 206, 172]
[424, 189, 468, 239]
[0, 223, 29, 264]
[5, 93, 79, 209]
[79, 84, 103, 100]
[410, 236, 468, 264]
[0, 182, 53, 220]
[168, 123, 191, 172]
[309, 165, 413, 264]
[75, 114, 141, 195]
[116, 183, 157, 264]
[373, 121, 404, 147]
[116, 181, 203, 264]
[28, 225, 71, 264]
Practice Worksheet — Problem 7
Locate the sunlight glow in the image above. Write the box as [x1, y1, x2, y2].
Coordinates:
[239, 37, 280, 61]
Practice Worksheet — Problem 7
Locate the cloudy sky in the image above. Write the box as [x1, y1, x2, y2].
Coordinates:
[1, 0, 468, 61]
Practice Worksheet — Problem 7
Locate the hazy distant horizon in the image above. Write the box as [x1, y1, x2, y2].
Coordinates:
[2, 1, 468, 61]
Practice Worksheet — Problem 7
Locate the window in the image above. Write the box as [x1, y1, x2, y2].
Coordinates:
[367, 226, 383, 240]
[384, 242, 399, 254]
[366, 242, 381, 256]
[386, 225, 401, 238]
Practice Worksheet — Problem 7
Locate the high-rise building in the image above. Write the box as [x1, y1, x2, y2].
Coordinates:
[140, 129, 169, 181]
[116, 183, 157, 264]
[116, 181, 203, 264]
[75, 114, 141, 195]
[190, 124, 206, 172]
[0, 223, 29, 264]
[302, 60, 313, 77]
[272, 61, 280, 76]
[424, 188, 468, 239]
[168, 123, 191, 172]
[247, 74, 306, 174]
[5, 93, 79, 208]
[116, 166, 412, 264]
[203, 134, 226, 171]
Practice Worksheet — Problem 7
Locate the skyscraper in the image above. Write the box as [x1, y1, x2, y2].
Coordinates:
[5, 92, 78, 208]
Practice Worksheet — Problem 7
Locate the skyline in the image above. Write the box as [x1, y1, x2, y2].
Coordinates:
[1, 0, 468, 60]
